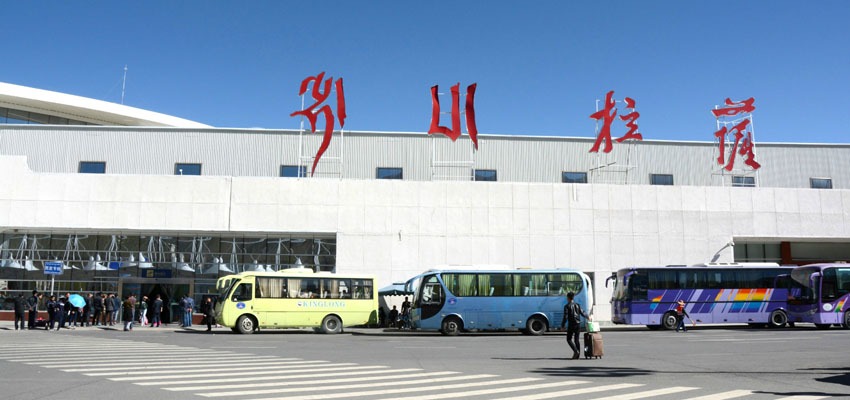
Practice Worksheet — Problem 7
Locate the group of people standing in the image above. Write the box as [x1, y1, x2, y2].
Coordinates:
[9, 290, 165, 331]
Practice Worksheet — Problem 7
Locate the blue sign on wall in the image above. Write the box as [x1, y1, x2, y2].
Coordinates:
[44, 261, 63, 275]
[141, 269, 172, 279]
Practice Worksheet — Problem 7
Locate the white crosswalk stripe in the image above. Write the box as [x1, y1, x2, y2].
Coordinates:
[0, 333, 783, 400]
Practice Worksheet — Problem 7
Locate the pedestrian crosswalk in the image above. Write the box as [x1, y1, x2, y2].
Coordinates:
[0, 334, 829, 400]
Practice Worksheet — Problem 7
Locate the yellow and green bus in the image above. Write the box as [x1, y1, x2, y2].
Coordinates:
[215, 269, 377, 334]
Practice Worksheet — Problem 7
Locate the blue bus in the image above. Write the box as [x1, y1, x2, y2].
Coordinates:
[609, 263, 797, 330]
[407, 268, 593, 335]
[785, 263, 850, 329]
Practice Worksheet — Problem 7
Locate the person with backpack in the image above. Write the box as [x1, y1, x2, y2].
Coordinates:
[151, 295, 163, 327]
[46, 295, 58, 330]
[675, 299, 695, 332]
[13, 293, 27, 330]
[560, 292, 588, 360]
[26, 290, 40, 330]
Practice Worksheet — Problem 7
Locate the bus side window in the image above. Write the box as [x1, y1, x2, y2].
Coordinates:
[232, 284, 253, 302]
[423, 283, 442, 304]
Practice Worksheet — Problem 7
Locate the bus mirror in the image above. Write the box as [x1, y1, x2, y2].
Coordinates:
[605, 273, 616, 288]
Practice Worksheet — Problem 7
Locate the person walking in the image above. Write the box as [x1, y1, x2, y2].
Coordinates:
[13, 293, 27, 330]
[81, 293, 92, 327]
[560, 291, 588, 360]
[26, 290, 40, 330]
[46, 295, 58, 330]
[111, 293, 121, 326]
[151, 295, 163, 327]
[201, 296, 215, 332]
[184, 295, 195, 328]
[55, 296, 66, 331]
[139, 296, 149, 326]
[92, 292, 103, 326]
[122, 295, 134, 331]
[675, 300, 694, 332]
[105, 293, 115, 325]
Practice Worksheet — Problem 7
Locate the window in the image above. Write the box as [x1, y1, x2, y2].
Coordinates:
[732, 176, 755, 187]
[376, 167, 403, 180]
[256, 277, 288, 298]
[650, 174, 674, 186]
[562, 172, 588, 184]
[78, 161, 105, 174]
[280, 165, 306, 178]
[474, 169, 497, 182]
[810, 178, 833, 189]
[175, 163, 202, 175]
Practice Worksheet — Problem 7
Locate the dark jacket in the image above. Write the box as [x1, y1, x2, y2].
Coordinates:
[13, 296, 27, 314]
[122, 299, 134, 322]
[561, 301, 587, 329]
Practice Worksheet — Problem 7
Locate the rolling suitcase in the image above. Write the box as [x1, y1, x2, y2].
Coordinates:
[584, 332, 604, 359]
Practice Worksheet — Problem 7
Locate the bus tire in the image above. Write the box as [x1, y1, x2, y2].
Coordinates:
[768, 310, 788, 328]
[236, 315, 255, 334]
[321, 315, 342, 334]
[843, 311, 850, 329]
[526, 316, 548, 336]
[815, 323, 831, 330]
[662, 312, 678, 330]
[441, 316, 462, 336]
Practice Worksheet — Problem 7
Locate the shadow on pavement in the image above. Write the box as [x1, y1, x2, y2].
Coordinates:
[529, 366, 652, 378]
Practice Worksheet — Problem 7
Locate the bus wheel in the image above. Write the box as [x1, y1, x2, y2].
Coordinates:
[768, 310, 788, 328]
[843, 312, 850, 329]
[236, 315, 255, 334]
[815, 323, 831, 330]
[526, 316, 548, 336]
[321, 315, 342, 334]
[441, 317, 462, 336]
[662, 312, 678, 330]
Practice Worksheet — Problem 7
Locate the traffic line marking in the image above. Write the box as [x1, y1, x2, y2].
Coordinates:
[250, 377, 544, 400]
[683, 390, 755, 400]
[165, 370, 458, 391]
[199, 373, 499, 397]
[485, 383, 643, 400]
[587, 386, 699, 399]
[110, 364, 381, 382]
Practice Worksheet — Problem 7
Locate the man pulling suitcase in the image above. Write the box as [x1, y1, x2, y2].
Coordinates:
[560, 292, 588, 360]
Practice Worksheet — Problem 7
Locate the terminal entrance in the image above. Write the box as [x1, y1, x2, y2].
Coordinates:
[119, 277, 193, 325]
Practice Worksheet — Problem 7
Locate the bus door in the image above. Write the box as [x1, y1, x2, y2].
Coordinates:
[415, 274, 444, 327]
[227, 281, 254, 322]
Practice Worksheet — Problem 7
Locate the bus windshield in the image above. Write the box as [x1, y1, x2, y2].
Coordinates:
[218, 278, 239, 301]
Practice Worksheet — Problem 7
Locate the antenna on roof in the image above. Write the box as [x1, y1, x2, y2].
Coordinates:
[121, 65, 128, 105]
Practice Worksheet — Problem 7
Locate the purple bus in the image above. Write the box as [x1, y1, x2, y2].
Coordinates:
[785, 263, 850, 329]
[609, 263, 797, 330]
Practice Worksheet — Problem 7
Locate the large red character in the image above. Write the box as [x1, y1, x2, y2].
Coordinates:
[589, 90, 617, 153]
[289, 72, 346, 176]
[712, 97, 760, 171]
[711, 97, 755, 118]
[616, 97, 643, 143]
[714, 119, 760, 171]
[428, 83, 479, 150]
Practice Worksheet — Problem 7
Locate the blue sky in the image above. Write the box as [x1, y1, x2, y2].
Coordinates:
[2, 1, 848, 143]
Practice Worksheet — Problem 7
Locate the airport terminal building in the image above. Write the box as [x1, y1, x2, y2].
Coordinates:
[2, 81, 850, 322]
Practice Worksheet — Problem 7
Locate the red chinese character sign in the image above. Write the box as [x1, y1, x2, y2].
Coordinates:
[290, 72, 346, 176]
[589, 90, 643, 153]
[712, 97, 760, 171]
[428, 83, 479, 150]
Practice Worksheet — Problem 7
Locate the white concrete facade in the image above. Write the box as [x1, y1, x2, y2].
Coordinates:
[3, 156, 849, 321]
